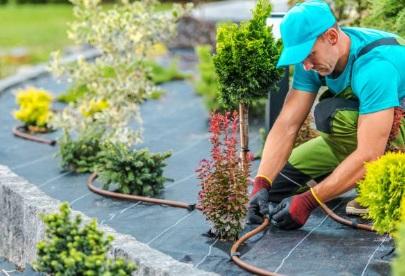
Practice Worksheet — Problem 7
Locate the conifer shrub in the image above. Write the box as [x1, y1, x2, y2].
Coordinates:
[213, 0, 281, 108]
[13, 87, 53, 131]
[194, 44, 268, 118]
[35, 203, 136, 275]
[58, 127, 103, 173]
[96, 142, 171, 196]
[357, 152, 405, 234]
[196, 112, 250, 241]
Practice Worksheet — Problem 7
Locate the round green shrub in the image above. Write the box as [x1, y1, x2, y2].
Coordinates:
[96, 142, 171, 196]
[392, 196, 405, 276]
[35, 203, 136, 275]
[357, 152, 405, 234]
[58, 127, 103, 173]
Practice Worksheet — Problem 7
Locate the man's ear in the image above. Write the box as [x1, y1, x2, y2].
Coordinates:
[325, 28, 339, 45]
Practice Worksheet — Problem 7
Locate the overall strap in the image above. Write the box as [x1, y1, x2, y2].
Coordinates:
[319, 37, 402, 86]
[357, 37, 400, 58]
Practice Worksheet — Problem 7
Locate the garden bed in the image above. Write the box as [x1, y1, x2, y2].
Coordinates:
[0, 52, 394, 275]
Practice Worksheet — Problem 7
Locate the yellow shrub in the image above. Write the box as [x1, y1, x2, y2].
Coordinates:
[392, 196, 405, 276]
[79, 99, 109, 118]
[13, 87, 53, 127]
[357, 152, 405, 234]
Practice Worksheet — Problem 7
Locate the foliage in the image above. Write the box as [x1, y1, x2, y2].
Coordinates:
[287, 0, 370, 25]
[146, 59, 189, 85]
[194, 45, 223, 112]
[58, 127, 103, 173]
[194, 44, 268, 118]
[360, 0, 405, 37]
[79, 99, 109, 118]
[50, 0, 191, 146]
[213, 0, 282, 107]
[13, 87, 53, 128]
[196, 112, 249, 241]
[57, 84, 88, 104]
[392, 197, 405, 276]
[96, 142, 171, 196]
[357, 152, 405, 234]
[35, 203, 136, 275]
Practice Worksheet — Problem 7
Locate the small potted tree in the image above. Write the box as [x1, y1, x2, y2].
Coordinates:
[213, 0, 282, 173]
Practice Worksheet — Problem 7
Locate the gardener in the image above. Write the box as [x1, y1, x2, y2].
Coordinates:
[247, 0, 405, 229]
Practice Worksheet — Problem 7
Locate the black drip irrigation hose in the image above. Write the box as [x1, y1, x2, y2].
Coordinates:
[318, 202, 374, 232]
[12, 126, 56, 146]
[87, 173, 196, 211]
[231, 217, 284, 276]
[86, 173, 376, 275]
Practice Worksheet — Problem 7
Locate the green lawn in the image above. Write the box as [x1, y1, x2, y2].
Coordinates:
[0, 4, 74, 63]
[0, 3, 173, 77]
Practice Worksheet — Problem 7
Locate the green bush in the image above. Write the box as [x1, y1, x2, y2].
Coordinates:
[96, 142, 171, 196]
[57, 85, 89, 104]
[357, 152, 405, 234]
[361, 0, 405, 37]
[35, 203, 136, 275]
[197, 112, 249, 241]
[392, 197, 405, 276]
[145, 59, 189, 85]
[194, 44, 268, 118]
[58, 127, 103, 173]
[194, 45, 223, 112]
[213, 0, 282, 108]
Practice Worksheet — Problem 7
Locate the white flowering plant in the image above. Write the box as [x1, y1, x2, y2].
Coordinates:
[50, 0, 191, 146]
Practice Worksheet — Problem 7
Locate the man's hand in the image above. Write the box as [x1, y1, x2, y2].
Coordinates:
[247, 176, 272, 224]
[247, 189, 270, 224]
[269, 190, 319, 230]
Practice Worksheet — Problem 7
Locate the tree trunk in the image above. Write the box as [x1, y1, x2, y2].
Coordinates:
[239, 103, 249, 175]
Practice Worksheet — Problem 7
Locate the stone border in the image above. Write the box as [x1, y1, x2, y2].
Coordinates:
[0, 48, 101, 94]
[0, 165, 217, 276]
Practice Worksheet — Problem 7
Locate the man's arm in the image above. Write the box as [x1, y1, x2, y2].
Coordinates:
[313, 108, 394, 202]
[257, 89, 317, 181]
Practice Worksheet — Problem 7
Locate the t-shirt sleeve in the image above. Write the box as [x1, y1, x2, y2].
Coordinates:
[352, 59, 400, 115]
[292, 63, 322, 93]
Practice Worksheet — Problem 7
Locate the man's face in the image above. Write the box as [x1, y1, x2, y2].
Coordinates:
[302, 29, 340, 76]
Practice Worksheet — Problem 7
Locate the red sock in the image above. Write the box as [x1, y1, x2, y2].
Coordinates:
[251, 176, 271, 197]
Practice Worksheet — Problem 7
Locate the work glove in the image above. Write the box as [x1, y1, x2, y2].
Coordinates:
[269, 190, 320, 230]
[247, 176, 272, 224]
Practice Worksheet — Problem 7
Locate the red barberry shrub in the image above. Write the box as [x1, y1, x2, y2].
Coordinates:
[196, 111, 250, 241]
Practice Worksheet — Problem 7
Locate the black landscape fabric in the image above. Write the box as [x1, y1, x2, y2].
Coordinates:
[0, 55, 393, 275]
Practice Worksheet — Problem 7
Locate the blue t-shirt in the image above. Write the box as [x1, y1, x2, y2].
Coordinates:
[292, 27, 405, 114]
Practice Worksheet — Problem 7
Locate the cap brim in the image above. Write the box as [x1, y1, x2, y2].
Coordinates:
[276, 38, 317, 68]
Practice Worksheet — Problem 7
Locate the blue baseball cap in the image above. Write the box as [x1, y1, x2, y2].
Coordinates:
[277, 0, 336, 68]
